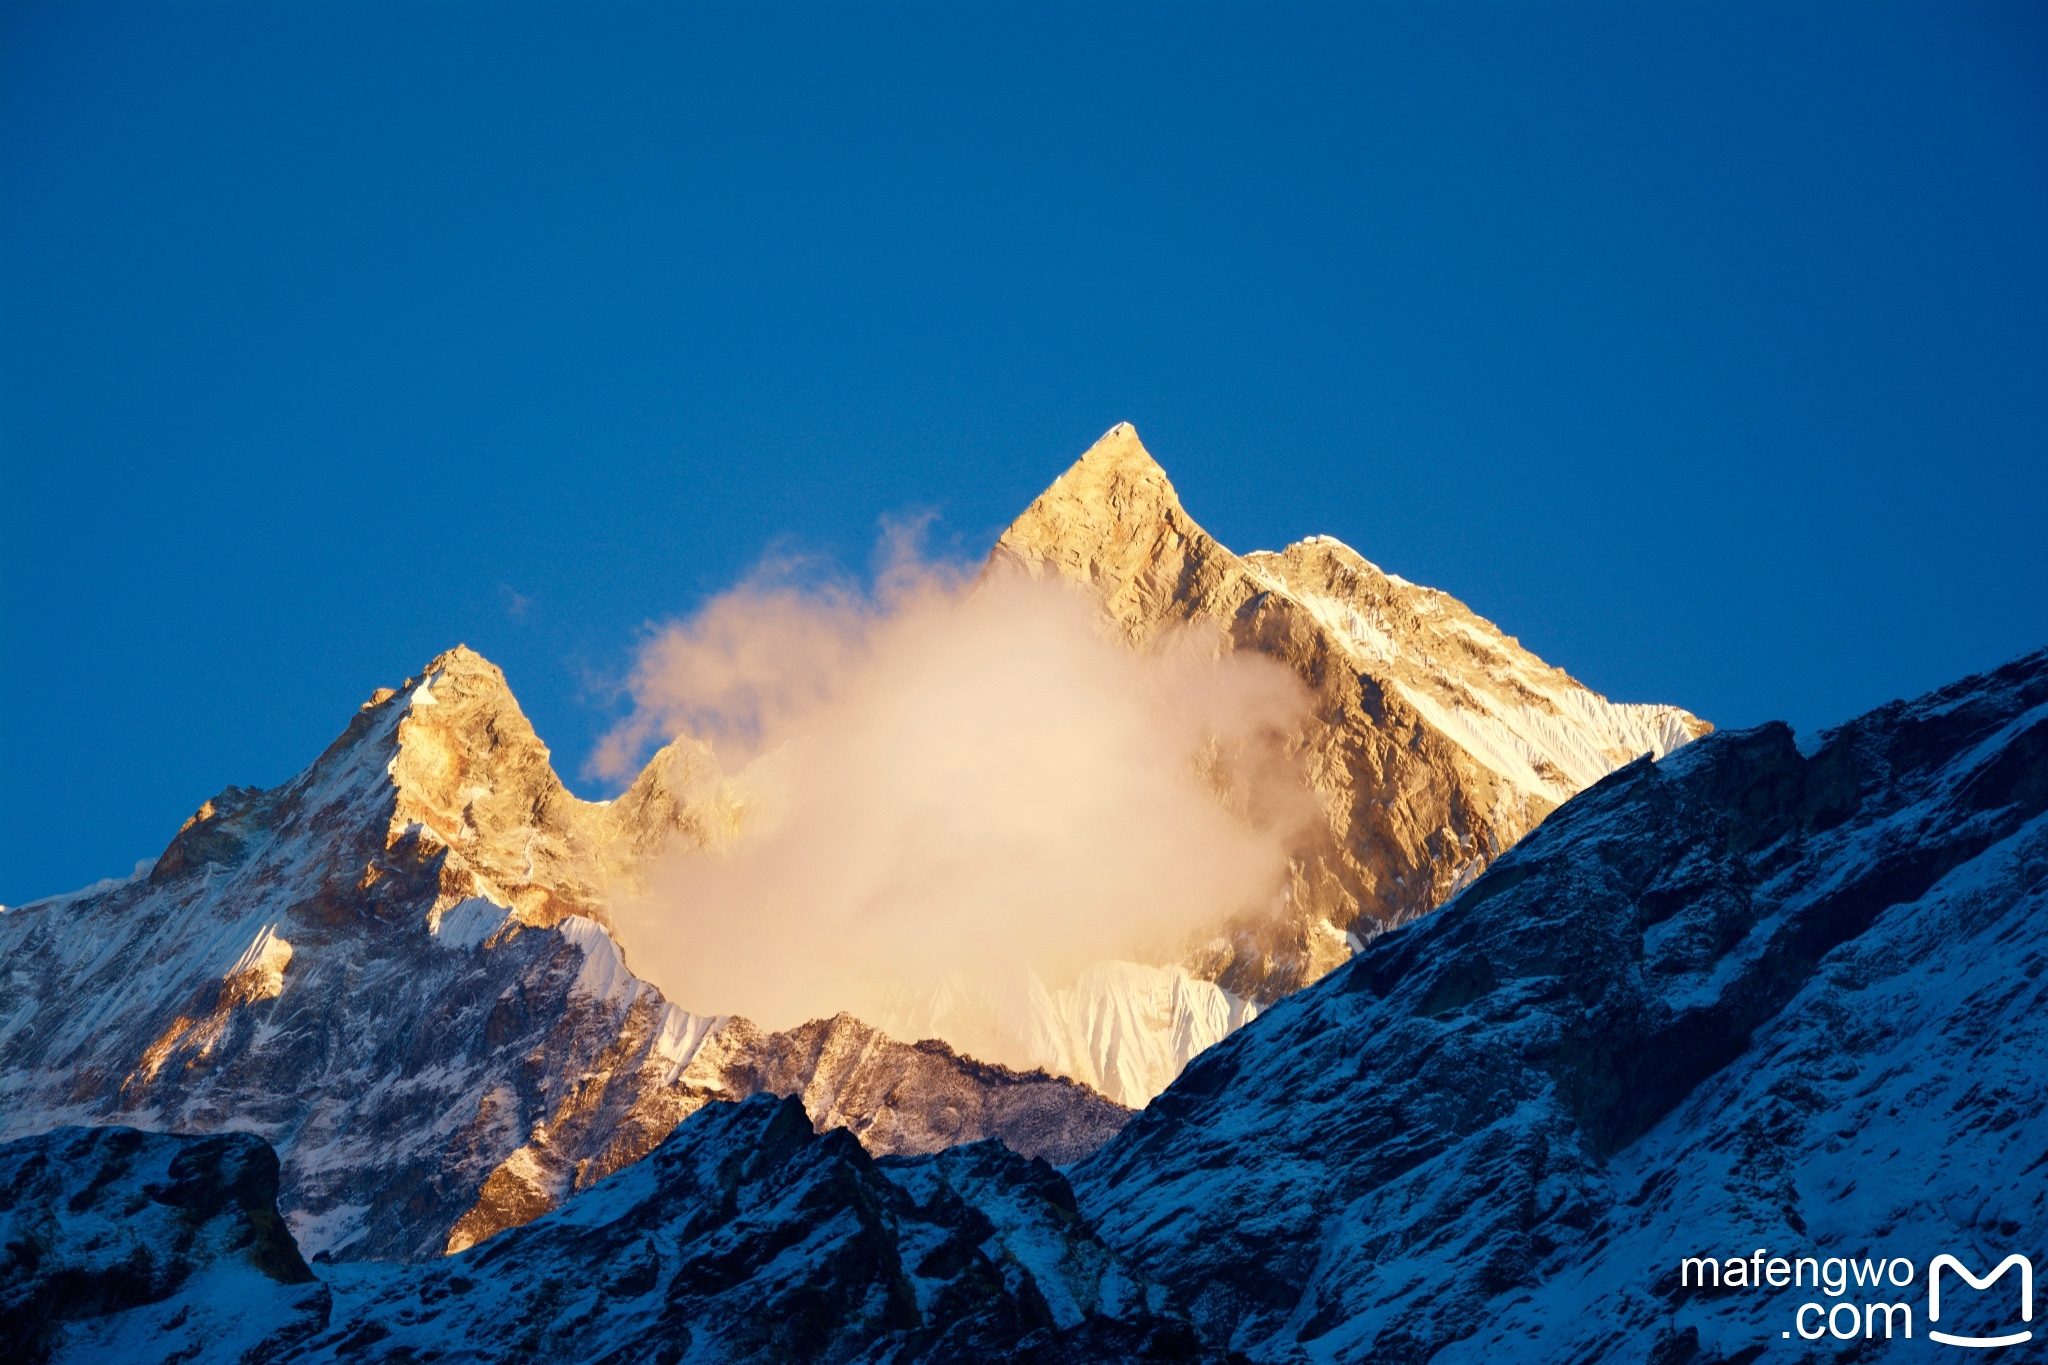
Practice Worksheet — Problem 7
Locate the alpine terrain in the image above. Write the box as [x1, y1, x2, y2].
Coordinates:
[0, 648, 1126, 1265]
[0, 425, 1703, 1266]
[1073, 644, 2048, 1362]
[0, 423, 1849, 1365]
[983, 424, 1709, 1102]
[5, 627, 2038, 1364]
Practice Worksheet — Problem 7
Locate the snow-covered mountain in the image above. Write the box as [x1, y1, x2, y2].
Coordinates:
[9, 647, 2031, 1363]
[0, 422, 1709, 1272]
[0, 648, 1124, 1265]
[1069, 646, 2048, 1362]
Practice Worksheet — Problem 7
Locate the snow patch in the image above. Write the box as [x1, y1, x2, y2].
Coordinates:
[226, 925, 292, 1001]
[286, 1202, 371, 1260]
[1031, 961, 1256, 1107]
[880, 959, 1258, 1107]
[429, 897, 510, 951]
[649, 1003, 724, 1083]
[1393, 678, 1697, 804]
[558, 915, 640, 1005]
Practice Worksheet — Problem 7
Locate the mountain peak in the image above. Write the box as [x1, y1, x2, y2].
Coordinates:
[1078, 419, 1160, 465]
[424, 641, 496, 673]
[991, 423, 1228, 641]
[1045, 421, 1182, 511]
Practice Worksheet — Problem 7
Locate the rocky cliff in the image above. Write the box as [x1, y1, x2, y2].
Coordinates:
[0, 1126, 329, 1365]
[0, 1099, 1214, 1365]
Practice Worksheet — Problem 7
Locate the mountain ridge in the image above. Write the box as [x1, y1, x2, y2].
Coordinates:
[0, 647, 1125, 1265]
[1067, 644, 2047, 1362]
[0, 423, 1709, 1266]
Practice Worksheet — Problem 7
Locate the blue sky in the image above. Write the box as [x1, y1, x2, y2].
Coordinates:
[3, 1, 2044, 902]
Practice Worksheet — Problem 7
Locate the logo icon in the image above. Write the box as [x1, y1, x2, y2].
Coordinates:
[1928, 1254, 2033, 1349]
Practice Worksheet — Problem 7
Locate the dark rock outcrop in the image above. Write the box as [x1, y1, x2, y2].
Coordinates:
[0, 1126, 328, 1365]
[1, 1098, 1211, 1364]
[295, 1094, 1208, 1364]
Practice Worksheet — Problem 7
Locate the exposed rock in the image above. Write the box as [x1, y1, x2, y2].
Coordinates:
[444, 1011, 1128, 1257]
[694, 1013, 1131, 1166]
[2, 1098, 1214, 1365]
[1069, 646, 2048, 1362]
[320, 1094, 1211, 1365]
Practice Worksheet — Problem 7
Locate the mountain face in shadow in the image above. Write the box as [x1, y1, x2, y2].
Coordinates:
[1071, 646, 2047, 1363]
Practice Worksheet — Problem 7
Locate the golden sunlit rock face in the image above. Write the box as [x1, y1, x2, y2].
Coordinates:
[381, 646, 740, 931]
[994, 423, 1710, 1003]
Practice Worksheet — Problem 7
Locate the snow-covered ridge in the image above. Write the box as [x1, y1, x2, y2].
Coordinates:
[1251, 543, 1708, 804]
[878, 960, 1256, 1108]
[1034, 962, 1255, 1108]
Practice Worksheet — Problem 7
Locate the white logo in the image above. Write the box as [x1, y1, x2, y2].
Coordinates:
[1929, 1253, 2033, 1349]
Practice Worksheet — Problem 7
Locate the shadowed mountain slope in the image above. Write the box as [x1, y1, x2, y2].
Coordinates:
[1070, 646, 2047, 1363]
[1, 1098, 1216, 1365]
[0, 1126, 329, 1365]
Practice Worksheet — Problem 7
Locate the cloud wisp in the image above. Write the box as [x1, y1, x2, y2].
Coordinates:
[601, 544, 1316, 1069]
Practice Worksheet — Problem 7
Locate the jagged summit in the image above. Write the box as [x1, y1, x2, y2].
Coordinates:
[993, 424, 1710, 1006]
[1064, 420, 1177, 485]
[994, 423, 1217, 640]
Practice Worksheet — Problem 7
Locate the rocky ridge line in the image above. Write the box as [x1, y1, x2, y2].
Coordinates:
[0, 1099, 1219, 1364]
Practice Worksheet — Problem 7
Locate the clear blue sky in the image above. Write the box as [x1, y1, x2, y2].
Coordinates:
[3, 1, 2044, 903]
